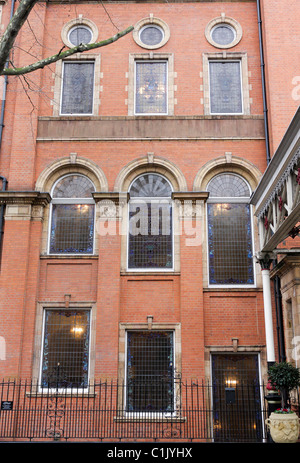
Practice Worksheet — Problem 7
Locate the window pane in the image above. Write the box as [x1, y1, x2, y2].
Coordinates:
[128, 201, 173, 269]
[126, 331, 174, 412]
[41, 310, 90, 388]
[61, 62, 94, 114]
[50, 204, 94, 254]
[135, 61, 167, 114]
[53, 175, 95, 199]
[69, 26, 92, 46]
[208, 174, 250, 198]
[208, 203, 254, 284]
[209, 61, 242, 114]
[211, 25, 235, 46]
[129, 173, 172, 198]
[140, 26, 164, 46]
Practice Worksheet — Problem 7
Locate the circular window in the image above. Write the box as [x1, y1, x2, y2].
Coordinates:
[61, 18, 98, 49]
[68, 25, 93, 46]
[133, 17, 170, 49]
[139, 25, 164, 47]
[211, 24, 236, 46]
[205, 16, 242, 49]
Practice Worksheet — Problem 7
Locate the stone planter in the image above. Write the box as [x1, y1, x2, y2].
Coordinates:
[266, 412, 300, 443]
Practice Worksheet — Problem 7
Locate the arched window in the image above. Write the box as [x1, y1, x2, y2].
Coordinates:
[207, 173, 254, 285]
[128, 173, 173, 270]
[49, 174, 95, 254]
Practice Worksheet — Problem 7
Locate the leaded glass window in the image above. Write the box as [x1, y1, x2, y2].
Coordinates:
[41, 310, 90, 388]
[139, 25, 164, 47]
[207, 174, 254, 285]
[211, 24, 236, 46]
[49, 174, 95, 254]
[60, 61, 94, 115]
[126, 331, 174, 413]
[128, 174, 173, 269]
[68, 26, 93, 46]
[135, 61, 167, 114]
[209, 61, 243, 114]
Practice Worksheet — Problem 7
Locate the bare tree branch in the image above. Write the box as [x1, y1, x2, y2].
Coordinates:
[0, 0, 39, 74]
[0, 0, 133, 76]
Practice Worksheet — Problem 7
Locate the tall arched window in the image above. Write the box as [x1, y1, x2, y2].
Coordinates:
[207, 173, 254, 285]
[128, 173, 173, 270]
[49, 174, 95, 254]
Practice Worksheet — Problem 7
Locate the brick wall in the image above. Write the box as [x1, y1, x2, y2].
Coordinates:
[0, 0, 273, 382]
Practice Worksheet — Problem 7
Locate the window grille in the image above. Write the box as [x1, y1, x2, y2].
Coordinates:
[128, 174, 173, 269]
[61, 61, 94, 115]
[49, 174, 95, 254]
[209, 61, 242, 114]
[126, 331, 174, 412]
[207, 174, 254, 285]
[135, 61, 167, 114]
[41, 310, 90, 389]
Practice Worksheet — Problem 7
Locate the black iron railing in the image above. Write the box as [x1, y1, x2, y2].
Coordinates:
[0, 378, 293, 442]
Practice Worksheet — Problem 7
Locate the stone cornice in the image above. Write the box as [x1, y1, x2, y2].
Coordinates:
[172, 191, 209, 203]
[0, 191, 51, 206]
[92, 192, 129, 204]
[270, 252, 300, 279]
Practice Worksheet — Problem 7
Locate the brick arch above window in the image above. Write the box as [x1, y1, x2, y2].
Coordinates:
[114, 154, 187, 193]
[35, 156, 108, 193]
[193, 155, 262, 194]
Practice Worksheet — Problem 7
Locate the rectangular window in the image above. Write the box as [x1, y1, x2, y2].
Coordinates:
[128, 200, 173, 269]
[126, 331, 174, 413]
[135, 61, 168, 114]
[209, 61, 243, 114]
[41, 310, 90, 389]
[60, 61, 95, 115]
[49, 204, 94, 254]
[207, 203, 254, 285]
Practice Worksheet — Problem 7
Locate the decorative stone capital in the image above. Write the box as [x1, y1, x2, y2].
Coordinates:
[256, 252, 276, 270]
[172, 192, 209, 218]
[93, 192, 129, 220]
[0, 191, 51, 221]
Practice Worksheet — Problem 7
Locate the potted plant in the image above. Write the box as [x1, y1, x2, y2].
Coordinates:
[265, 362, 300, 443]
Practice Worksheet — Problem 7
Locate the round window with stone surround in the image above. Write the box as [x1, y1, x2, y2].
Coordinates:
[68, 25, 93, 47]
[133, 16, 170, 49]
[205, 16, 242, 49]
[61, 18, 98, 49]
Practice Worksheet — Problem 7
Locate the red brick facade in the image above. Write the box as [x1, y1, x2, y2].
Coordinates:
[0, 1, 299, 441]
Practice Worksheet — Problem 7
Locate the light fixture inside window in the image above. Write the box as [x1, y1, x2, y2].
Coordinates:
[72, 326, 84, 335]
